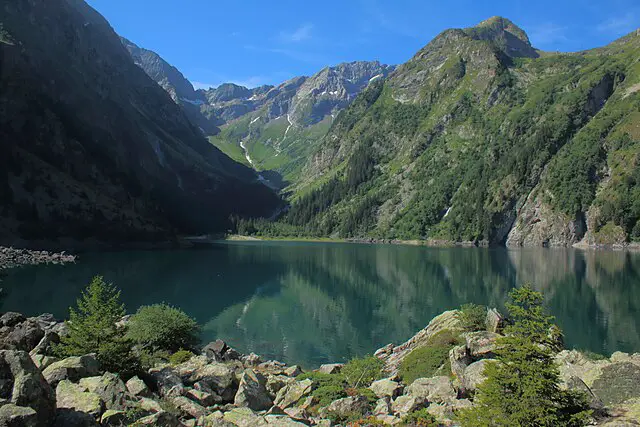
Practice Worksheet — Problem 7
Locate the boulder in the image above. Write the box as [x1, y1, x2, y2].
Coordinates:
[203, 340, 241, 362]
[273, 379, 313, 409]
[263, 415, 308, 426]
[407, 376, 456, 404]
[462, 359, 495, 394]
[133, 411, 182, 426]
[0, 313, 26, 328]
[138, 397, 163, 413]
[100, 409, 127, 426]
[42, 354, 100, 387]
[266, 375, 295, 398]
[449, 345, 472, 380]
[79, 372, 131, 410]
[187, 388, 220, 406]
[390, 395, 425, 417]
[0, 350, 56, 426]
[283, 406, 308, 422]
[323, 396, 369, 420]
[317, 364, 343, 375]
[53, 409, 99, 427]
[56, 379, 103, 417]
[223, 407, 263, 427]
[369, 378, 403, 399]
[256, 360, 286, 375]
[29, 354, 57, 371]
[373, 396, 391, 415]
[241, 353, 262, 367]
[149, 366, 185, 398]
[0, 319, 44, 352]
[284, 366, 302, 377]
[29, 331, 60, 357]
[0, 403, 38, 427]
[591, 362, 640, 406]
[486, 308, 504, 334]
[169, 395, 208, 419]
[175, 357, 238, 401]
[126, 376, 152, 398]
[203, 411, 235, 427]
[464, 331, 500, 359]
[234, 369, 272, 411]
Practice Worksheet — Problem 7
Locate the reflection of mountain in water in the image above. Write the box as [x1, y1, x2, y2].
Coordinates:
[2, 243, 640, 367]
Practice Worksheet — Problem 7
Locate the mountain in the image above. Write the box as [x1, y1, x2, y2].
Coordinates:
[120, 37, 220, 136]
[0, 0, 280, 248]
[208, 61, 394, 184]
[267, 17, 640, 248]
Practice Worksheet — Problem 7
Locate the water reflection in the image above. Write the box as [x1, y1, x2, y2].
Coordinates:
[2, 243, 639, 367]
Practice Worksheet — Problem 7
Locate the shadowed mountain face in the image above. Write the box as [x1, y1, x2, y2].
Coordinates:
[0, 0, 280, 248]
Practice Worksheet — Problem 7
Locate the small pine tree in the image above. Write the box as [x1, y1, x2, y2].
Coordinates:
[459, 285, 591, 427]
[55, 276, 139, 377]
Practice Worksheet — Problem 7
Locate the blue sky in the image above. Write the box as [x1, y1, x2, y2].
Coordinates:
[87, 0, 639, 89]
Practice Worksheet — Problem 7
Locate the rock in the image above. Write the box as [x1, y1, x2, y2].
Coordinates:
[390, 395, 425, 417]
[42, 354, 100, 387]
[100, 409, 127, 426]
[203, 411, 235, 427]
[283, 406, 308, 422]
[462, 359, 495, 394]
[133, 411, 182, 426]
[234, 369, 272, 411]
[138, 397, 163, 413]
[284, 366, 302, 377]
[0, 313, 26, 328]
[273, 379, 313, 409]
[0, 319, 44, 352]
[323, 396, 369, 419]
[591, 362, 640, 406]
[56, 379, 104, 417]
[266, 375, 295, 398]
[203, 340, 241, 362]
[53, 409, 99, 427]
[29, 331, 60, 357]
[369, 379, 403, 399]
[298, 395, 317, 411]
[375, 414, 401, 425]
[0, 404, 38, 427]
[169, 395, 208, 419]
[263, 415, 308, 426]
[149, 366, 185, 398]
[126, 376, 152, 398]
[373, 396, 391, 415]
[449, 345, 472, 380]
[0, 350, 56, 426]
[464, 331, 500, 358]
[176, 358, 238, 401]
[29, 354, 57, 370]
[317, 364, 343, 375]
[187, 388, 220, 406]
[486, 308, 504, 334]
[374, 344, 394, 359]
[79, 372, 131, 411]
[223, 407, 263, 427]
[426, 403, 454, 425]
[242, 353, 262, 367]
[407, 376, 457, 404]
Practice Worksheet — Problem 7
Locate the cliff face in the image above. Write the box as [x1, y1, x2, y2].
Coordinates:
[280, 18, 640, 247]
[0, 0, 280, 248]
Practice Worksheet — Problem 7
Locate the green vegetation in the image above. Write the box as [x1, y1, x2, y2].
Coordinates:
[400, 408, 438, 426]
[169, 349, 195, 365]
[399, 330, 463, 384]
[127, 303, 200, 353]
[457, 303, 488, 332]
[458, 286, 591, 427]
[54, 276, 140, 378]
[341, 355, 384, 388]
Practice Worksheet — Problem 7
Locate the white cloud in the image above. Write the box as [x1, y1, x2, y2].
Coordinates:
[527, 23, 568, 47]
[278, 23, 314, 43]
[597, 12, 638, 36]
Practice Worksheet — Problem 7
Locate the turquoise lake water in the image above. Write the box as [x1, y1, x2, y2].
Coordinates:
[2, 242, 639, 367]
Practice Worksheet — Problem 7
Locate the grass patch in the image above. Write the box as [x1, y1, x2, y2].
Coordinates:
[399, 329, 463, 384]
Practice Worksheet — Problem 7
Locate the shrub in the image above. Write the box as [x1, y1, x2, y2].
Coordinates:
[399, 329, 463, 384]
[341, 356, 383, 388]
[458, 285, 591, 427]
[54, 276, 139, 377]
[400, 408, 438, 426]
[457, 303, 487, 332]
[169, 349, 195, 366]
[298, 372, 348, 406]
[126, 304, 200, 353]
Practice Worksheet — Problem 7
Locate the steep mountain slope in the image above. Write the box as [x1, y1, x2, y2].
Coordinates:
[271, 17, 640, 247]
[208, 62, 394, 183]
[0, 0, 280, 248]
[120, 37, 220, 136]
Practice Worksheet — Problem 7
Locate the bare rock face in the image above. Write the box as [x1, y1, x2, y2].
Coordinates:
[0, 350, 56, 426]
[42, 354, 100, 388]
[234, 369, 272, 411]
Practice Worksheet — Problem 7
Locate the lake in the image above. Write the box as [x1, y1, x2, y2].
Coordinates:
[1, 242, 639, 368]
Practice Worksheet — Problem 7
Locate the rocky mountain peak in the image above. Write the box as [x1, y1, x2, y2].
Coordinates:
[464, 16, 538, 58]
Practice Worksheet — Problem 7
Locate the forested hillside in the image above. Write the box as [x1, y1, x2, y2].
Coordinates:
[247, 18, 640, 247]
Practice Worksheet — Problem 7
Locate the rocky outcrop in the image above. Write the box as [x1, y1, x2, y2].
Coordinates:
[0, 248, 76, 270]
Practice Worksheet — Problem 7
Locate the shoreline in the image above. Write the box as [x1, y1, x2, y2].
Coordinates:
[0, 247, 77, 271]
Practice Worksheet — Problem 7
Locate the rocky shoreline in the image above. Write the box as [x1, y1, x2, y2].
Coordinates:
[0, 247, 76, 271]
[0, 308, 639, 426]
